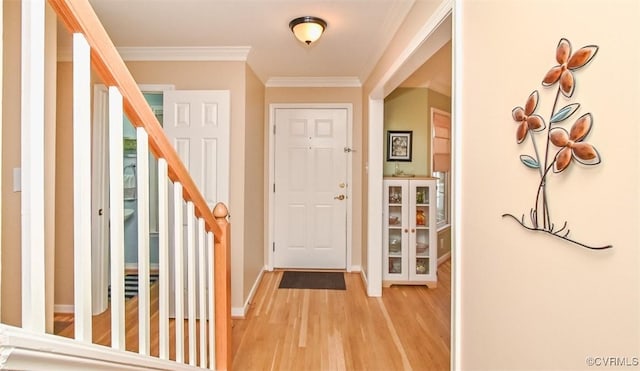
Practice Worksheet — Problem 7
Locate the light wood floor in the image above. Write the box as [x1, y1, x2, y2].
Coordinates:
[232, 260, 451, 370]
[54, 282, 208, 365]
[54, 260, 451, 370]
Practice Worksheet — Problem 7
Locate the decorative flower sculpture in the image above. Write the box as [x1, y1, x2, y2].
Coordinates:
[549, 113, 601, 173]
[503, 38, 611, 250]
[542, 38, 599, 97]
[512, 91, 545, 143]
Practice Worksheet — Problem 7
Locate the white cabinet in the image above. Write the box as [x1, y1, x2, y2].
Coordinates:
[383, 177, 437, 287]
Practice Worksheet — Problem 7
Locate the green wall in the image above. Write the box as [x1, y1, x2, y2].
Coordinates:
[383, 87, 452, 259]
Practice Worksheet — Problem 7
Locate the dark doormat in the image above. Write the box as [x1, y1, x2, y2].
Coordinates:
[278, 271, 346, 290]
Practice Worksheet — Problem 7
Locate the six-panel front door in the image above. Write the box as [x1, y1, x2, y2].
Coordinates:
[274, 108, 348, 269]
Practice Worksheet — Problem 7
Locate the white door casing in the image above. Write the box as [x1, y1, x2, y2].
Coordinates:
[273, 108, 349, 269]
[91, 85, 174, 315]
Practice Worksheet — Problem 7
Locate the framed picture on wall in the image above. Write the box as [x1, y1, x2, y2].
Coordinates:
[387, 131, 413, 161]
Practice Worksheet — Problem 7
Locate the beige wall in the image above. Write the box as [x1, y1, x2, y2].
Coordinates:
[243, 65, 265, 301]
[459, 0, 639, 368]
[1, 0, 21, 326]
[266, 87, 363, 269]
[54, 62, 74, 308]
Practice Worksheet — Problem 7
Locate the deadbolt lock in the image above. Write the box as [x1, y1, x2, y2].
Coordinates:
[339, 182, 346, 188]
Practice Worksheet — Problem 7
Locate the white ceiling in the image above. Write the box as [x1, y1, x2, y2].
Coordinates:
[66, 0, 421, 85]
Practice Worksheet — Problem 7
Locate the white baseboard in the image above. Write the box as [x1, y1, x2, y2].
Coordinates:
[438, 252, 451, 265]
[54, 304, 74, 314]
[350, 265, 362, 272]
[360, 270, 368, 291]
[231, 266, 265, 319]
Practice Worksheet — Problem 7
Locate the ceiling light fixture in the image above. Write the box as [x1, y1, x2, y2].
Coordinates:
[289, 16, 327, 46]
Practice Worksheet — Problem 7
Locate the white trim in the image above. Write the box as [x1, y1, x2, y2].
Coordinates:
[359, 270, 369, 292]
[452, 1, 463, 369]
[364, 0, 453, 338]
[267, 104, 354, 272]
[20, 0, 46, 333]
[53, 305, 74, 314]
[108, 86, 126, 350]
[0, 0, 4, 305]
[118, 46, 250, 61]
[265, 77, 361, 88]
[72, 33, 93, 342]
[366, 99, 383, 297]
[231, 267, 265, 319]
[350, 265, 362, 272]
[91, 85, 109, 316]
[0, 325, 198, 370]
[438, 252, 451, 266]
[58, 46, 251, 62]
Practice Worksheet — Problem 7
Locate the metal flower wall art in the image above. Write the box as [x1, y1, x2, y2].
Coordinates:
[502, 38, 612, 250]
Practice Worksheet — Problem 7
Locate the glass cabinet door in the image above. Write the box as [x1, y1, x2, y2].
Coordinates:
[412, 183, 431, 277]
[385, 183, 406, 276]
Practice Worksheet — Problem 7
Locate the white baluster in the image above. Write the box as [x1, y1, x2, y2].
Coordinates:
[187, 201, 197, 366]
[174, 182, 184, 363]
[198, 218, 207, 367]
[108, 86, 125, 350]
[137, 127, 150, 355]
[207, 231, 215, 369]
[20, 0, 46, 334]
[158, 158, 169, 359]
[72, 32, 92, 342]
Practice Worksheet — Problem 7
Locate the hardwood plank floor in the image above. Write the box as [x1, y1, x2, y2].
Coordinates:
[54, 282, 209, 366]
[54, 260, 451, 370]
[232, 260, 451, 370]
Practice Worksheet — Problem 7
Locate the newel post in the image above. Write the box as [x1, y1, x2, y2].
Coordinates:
[213, 203, 232, 371]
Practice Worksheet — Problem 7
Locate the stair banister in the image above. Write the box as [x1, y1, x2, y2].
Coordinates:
[48, 0, 222, 237]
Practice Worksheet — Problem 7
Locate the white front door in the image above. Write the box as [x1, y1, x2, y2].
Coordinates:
[163, 90, 230, 316]
[274, 108, 348, 269]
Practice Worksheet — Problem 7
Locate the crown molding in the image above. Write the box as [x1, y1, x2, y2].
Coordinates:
[118, 46, 250, 61]
[266, 76, 362, 88]
[57, 46, 251, 62]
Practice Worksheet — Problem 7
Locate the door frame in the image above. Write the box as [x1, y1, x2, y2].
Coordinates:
[366, 0, 458, 366]
[91, 84, 174, 314]
[267, 103, 354, 271]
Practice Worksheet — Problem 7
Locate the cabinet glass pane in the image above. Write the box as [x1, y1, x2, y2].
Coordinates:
[389, 186, 402, 204]
[388, 229, 402, 256]
[416, 229, 429, 257]
[389, 257, 402, 274]
[415, 186, 429, 204]
[416, 258, 429, 275]
[388, 205, 402, 226]
[416, 205, 428, 227]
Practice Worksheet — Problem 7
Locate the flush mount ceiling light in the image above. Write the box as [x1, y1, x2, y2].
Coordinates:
[289, 16, 327, 45]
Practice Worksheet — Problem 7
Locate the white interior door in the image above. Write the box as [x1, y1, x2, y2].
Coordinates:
[163, 90, 230, 316]
[163, 90, 229, 207]
[274, 108, 348, 269]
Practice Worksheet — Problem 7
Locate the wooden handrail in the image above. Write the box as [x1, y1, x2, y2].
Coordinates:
[48, 0, 222, 238]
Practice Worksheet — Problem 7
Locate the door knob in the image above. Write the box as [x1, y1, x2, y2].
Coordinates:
[334, 194, 345, 200]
